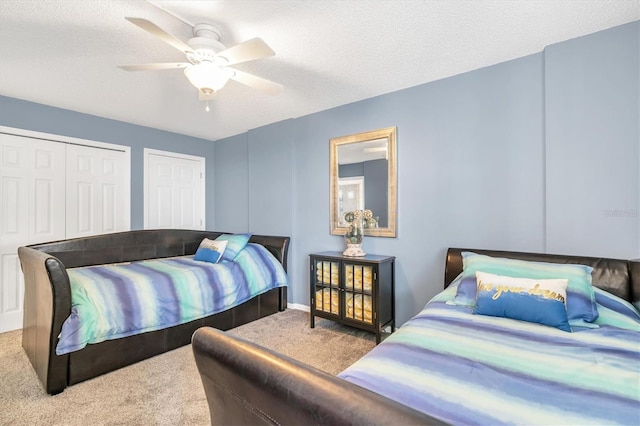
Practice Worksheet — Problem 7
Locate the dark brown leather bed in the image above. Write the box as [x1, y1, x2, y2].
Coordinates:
[192, 247, 639, 425]
[18, 229, 289, 395]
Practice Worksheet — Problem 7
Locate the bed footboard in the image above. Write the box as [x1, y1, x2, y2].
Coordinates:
[192, 327, 444, 425]
[18, 246, 71, 395]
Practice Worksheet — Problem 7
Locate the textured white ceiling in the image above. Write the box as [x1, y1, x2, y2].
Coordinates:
[0, 1, 638, 141]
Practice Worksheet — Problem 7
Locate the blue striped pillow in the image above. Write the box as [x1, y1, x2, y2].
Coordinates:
[452, 252, 598, 327]
[215, 233, 252, 261]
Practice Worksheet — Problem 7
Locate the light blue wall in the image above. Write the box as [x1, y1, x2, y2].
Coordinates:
[213, 22, 639, 325]
[0, 96, 216, 230]
[214, 133, 249, 232]
[544, 21, 639, 258]
[247, 119, 294, 237]
[216, 52, 545, 322]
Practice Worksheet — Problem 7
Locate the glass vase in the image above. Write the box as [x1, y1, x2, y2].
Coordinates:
[343, 219, 366, 257]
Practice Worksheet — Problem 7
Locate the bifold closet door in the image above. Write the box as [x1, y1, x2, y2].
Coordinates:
[65, 144, 128, 238]
[0, 133, 128, 332]
[0, 134, 66, 332]
[145, 150, 205, 230]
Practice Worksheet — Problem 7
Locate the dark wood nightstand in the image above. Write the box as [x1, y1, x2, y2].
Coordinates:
[309, 251, 395, 343]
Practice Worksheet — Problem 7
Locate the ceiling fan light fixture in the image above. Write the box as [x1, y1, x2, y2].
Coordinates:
[120, 18, 281, 99]
[184, 62, 229, 94]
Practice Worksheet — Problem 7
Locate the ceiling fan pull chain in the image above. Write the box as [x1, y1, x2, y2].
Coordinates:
[205, 100, 210, 112]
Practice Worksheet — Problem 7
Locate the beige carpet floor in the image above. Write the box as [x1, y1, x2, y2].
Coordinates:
[0, 309, 377, 425]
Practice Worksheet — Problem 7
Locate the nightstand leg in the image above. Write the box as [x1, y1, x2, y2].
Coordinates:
[310, 313, 315, 328]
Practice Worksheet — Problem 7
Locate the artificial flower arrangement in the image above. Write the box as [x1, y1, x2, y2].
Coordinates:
[343, 209, 377, 244]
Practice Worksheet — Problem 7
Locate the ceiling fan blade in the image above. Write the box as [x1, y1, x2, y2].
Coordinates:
[229, 69, 283, 95]
[217, 38, 275, 66]
[118, 63, 189, 71]
[125, 17, 193, 55]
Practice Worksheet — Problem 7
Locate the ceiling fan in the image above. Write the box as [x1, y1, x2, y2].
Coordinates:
[118, 17, 283, 105]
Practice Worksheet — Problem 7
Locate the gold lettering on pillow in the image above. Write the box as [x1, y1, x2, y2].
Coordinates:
[478, 281, 493, 292]
[478, 278, 565, 303]
[492, 284, 525, 300]
[528, 283, 565, 303]
[202, 241, 222, 251]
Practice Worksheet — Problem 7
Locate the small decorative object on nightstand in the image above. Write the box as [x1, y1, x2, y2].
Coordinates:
[342, 209, 377, 257]
[310, 251, 395, 344]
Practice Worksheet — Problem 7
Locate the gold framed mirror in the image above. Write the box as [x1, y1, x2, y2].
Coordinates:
[330, 126, 397, 237]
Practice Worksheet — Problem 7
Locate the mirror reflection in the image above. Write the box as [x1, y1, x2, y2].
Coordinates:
[337, 138, 388, 228]
[330, 127, 397, 238]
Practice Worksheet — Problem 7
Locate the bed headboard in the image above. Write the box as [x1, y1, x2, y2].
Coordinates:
[445, 248, 638, 305]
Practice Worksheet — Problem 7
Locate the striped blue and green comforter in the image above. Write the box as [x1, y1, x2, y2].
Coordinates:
[339, 284, 640, 425]
[56, 243, 287, 355]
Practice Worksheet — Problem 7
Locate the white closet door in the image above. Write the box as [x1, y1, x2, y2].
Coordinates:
[66, 144, 128, 238]
[145, 150, 205, 230]
[0, 134, 66, 332]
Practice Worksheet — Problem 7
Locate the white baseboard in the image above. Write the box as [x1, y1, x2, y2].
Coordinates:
[287, 303, 310, 312]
